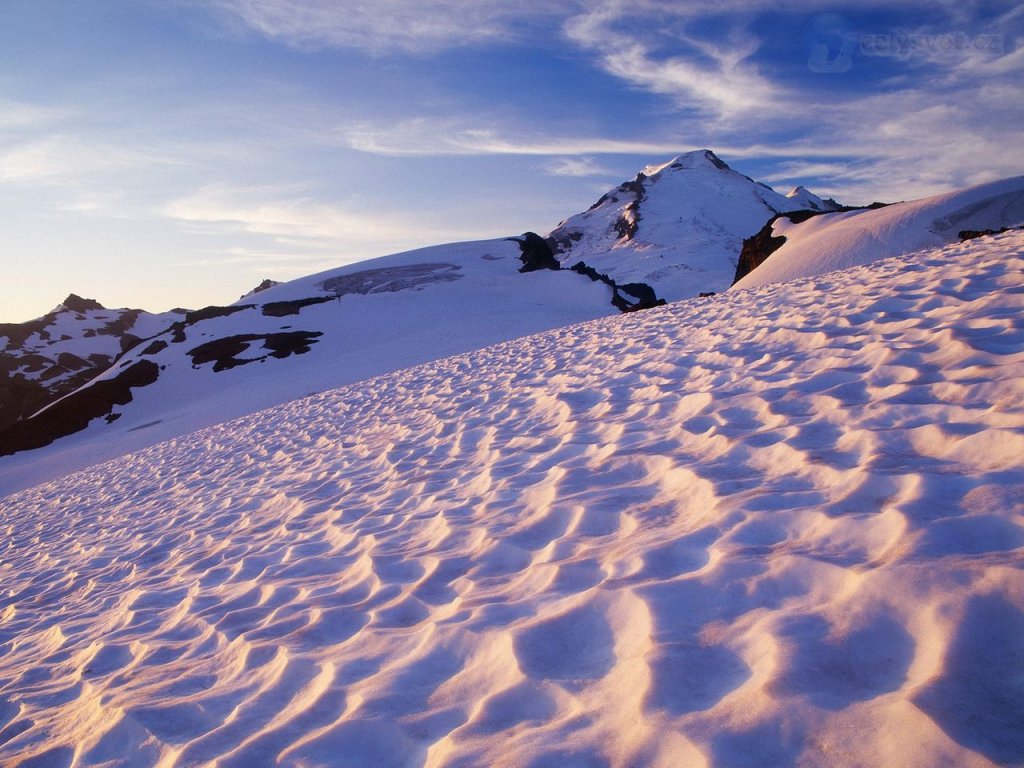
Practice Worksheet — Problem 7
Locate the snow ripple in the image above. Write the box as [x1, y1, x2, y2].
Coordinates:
[1, 233, 1023, 766]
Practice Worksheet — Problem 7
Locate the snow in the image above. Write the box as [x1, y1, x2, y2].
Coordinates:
[734, 175, 1024, 290]
[784, 185, 838, 212]
[0, 305, 182, 386]
[1, 230, 1021, 767]
[548, 150, 814, 301]
[0, 238, 615, 496]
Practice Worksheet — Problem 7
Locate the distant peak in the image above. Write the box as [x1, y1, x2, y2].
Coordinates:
[643, 149, 732, 176]
[240, 278, 283, 301]
[58, 294, 105, 313]
[785, 185, 843, 211]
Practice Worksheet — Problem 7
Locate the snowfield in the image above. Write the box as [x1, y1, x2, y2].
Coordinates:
[0, 238, 612, 496]
[1, 231, 1022, 767]
[734, 175, 1024, 290]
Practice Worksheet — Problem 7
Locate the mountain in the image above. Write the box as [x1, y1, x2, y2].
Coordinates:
[0, 295, 185, 434]
[1, 230, 1021, 766]
[785, 184, 841, 212]
[0, 152, 833, 490]
[733, 175, 1024, 289]
[0, 238, 617, 492]
[547, 149, 821, 301]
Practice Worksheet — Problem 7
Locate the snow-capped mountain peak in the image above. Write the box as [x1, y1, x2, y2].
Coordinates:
[0, 297, 186, 440]
[547, 151, 825, 301]
[785, 185, 841, 212]
[641, 148, 732, 175]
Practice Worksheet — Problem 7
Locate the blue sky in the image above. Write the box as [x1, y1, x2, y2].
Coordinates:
[1, 0, 1021, 321]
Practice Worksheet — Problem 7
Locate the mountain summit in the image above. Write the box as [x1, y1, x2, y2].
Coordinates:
[546, 149, 823, 301]
[55, 293, 106, 314]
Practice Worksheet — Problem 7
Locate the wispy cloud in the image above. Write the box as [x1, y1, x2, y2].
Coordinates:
[0, 135, 175, 186]
[545, 157, 617, 177]
[162, 183, 505, 259]
[341, 117, 881, 161]
[343, 119, 702, 157]
[207, 0, 572, 53]
[0, 98, 68, 131]
[564, 3, 782, 121]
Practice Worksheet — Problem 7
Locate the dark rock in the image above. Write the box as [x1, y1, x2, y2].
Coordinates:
[0, 376, 52, 434]
[732, 201, 895, 285]
[702, 150, 730, 171]
[261, 296, 334, 317]
[619, 282, 660, 305]
[0, 360, 160, 456]
[959, 227, 1011, 241]
[568, 261, 665, 313]
[139, 340, 168, 356]
[54, 352, 93, 372]
[509, 232, 560, 273]
[60, 294, 105, 313]
[0, 317, 51, 349]
[187, 331, 323, 372]
[119, 334, 142, 354]
[733, 216, 790, 285]
[184, 305, 252, 324]
[612, 178, 646, 241]
[240, 278, 282, 300]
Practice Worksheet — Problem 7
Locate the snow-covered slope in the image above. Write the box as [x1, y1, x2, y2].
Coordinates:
[0, 295, 184, 432]
[0, 238, 615, 494]
[734, 175, 1024, 290]
[0, 152, 832, 483]
[1, 231, 1021, 767]
[547, 150, 820, 300]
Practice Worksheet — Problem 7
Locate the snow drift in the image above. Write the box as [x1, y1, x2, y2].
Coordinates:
[733, 175, 1024, 290]
[1, 230, 1021, 767]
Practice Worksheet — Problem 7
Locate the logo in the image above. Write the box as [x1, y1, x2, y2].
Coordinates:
[807, 13, 856, 73]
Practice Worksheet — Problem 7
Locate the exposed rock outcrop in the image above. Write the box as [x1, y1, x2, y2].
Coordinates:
[959, 226, 1017, 241]
[0, 360, 160, 456]
[510, 232, 560, 272]
[732, 203, 891, 285]
[569, 262, 666, 313]
[59, 294, 105, 314]
[187, 332, 324, 372]
[240, 279, 283, 301]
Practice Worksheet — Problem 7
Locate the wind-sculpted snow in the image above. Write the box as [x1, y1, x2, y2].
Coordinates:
[734, 176, 1024, 290]
[0, 239, 613, 489]
[1, 232, 1023, 766]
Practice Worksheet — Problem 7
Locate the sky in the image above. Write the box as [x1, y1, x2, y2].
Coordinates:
[1, 0, 1021, 322]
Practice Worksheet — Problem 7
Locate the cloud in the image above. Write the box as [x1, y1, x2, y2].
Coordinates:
[162, 183, 505, 258]
[0, 136, 174, 186]
[0, 98, 67, 131]
[341, 116, 888, 164]
[545, 157, 617, 177]
[564, 3, 782, 120]
[343, 119, 707, 157]
[207, 0, 572, 53]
